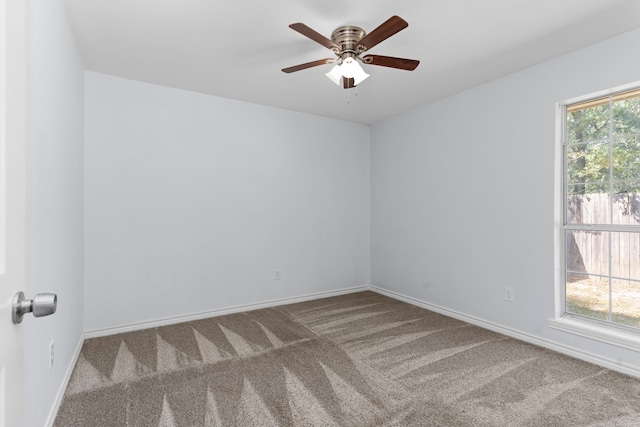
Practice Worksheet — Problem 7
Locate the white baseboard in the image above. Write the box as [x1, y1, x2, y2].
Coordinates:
[45, 334, 85, 427]
[83, 284, 640, 379]
[85, 286, 370, 339]
[370, 286, 640, 379]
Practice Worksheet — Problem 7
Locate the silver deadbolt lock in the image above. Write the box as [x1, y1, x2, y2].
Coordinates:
[12, 292, 57, 324]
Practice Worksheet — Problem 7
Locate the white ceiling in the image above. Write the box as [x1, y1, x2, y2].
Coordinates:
[63, 0, 640, 124]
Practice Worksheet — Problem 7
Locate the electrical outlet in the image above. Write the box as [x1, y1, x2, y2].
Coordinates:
[504, 287, 514, 302]
[274, 269, 281, 281]
[49, 340, 54, 368]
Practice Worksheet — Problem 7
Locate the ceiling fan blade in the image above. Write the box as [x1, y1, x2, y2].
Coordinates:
[282, 58, 334, 73]
[362, 54, 419, 71]
[289, 23, 340, 53]
[356, 16, 408, 52]
[343, 77, 355, 89]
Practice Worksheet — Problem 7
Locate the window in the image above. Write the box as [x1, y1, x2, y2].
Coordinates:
[562, 87, 640, 333]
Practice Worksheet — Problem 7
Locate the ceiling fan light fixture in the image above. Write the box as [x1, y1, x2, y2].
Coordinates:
[325, 57, 370, 86]
[325, 64, 343, 85]
[340, 57, 369, 85]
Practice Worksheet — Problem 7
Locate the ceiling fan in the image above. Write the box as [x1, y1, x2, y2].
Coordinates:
[282, 16, 420, 89]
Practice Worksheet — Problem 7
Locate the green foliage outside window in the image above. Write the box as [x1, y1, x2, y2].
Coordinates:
[567, 97, 640, 195]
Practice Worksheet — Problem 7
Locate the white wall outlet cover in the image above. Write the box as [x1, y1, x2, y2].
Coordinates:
[504, 287, 514, 302]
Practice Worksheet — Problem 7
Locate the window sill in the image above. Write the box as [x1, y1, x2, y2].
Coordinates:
[548, 317, 640, 352]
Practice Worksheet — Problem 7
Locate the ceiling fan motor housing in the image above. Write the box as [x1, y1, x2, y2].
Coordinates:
[331, 26, 366, 60]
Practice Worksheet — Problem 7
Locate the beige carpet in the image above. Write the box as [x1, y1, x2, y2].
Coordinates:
[54, 291, 640, 426]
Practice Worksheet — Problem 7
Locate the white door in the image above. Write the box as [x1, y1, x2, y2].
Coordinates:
[0, 0, 26, 426]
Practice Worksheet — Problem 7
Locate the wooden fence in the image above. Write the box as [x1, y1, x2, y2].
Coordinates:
[567, 193, 640, 280]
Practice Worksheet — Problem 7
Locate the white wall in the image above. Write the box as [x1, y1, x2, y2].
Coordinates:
[371, 28, 640, 370]
[25, 0, 85, 426]
[84, 72, 370, 331]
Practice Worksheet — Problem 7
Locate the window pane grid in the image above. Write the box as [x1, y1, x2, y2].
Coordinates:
[567, 179, 640, 187]
[564, 89, 640, 331]
[566, 140, 608, 148]
[565, 224, 640, 232]
[566, 133, 640, 147]
[565, 273, 640, 285]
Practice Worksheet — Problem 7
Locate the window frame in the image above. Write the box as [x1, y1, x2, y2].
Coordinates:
[550, 81, 640, 350]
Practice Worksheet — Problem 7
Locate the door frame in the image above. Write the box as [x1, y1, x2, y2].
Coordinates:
[0, 0, 27, 425]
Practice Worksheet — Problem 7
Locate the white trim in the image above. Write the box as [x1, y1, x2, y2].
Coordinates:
[44, 335, 85, 427]
[548, 317, 640, 353]
[560, 80, 640, 107]
[370, 286, 640, 378]
[85, 286, 369, 338]
[557, 84, 640, 342]
[554, 101, 565, 318]
[82, 284, 640, 380]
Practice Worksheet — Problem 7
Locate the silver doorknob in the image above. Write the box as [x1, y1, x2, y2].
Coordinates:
[12, 292, 57, 324]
